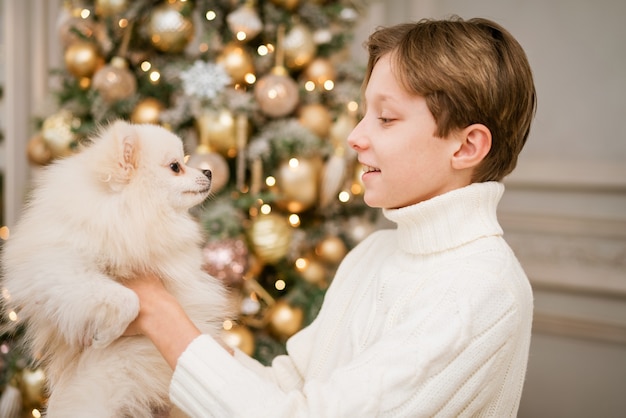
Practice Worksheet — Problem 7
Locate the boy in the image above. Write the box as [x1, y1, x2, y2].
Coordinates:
[126, 16, 536, 417]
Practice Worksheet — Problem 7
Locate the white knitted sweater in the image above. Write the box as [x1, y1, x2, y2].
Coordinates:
[170, 181, 533, 417]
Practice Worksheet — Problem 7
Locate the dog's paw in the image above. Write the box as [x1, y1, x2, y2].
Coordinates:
[88, 287, 140, 349]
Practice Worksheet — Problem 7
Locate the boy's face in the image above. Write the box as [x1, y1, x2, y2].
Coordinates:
[347, 53, 468, 209]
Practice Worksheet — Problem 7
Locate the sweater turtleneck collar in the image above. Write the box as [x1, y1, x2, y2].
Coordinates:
[382, 182, 505, 255]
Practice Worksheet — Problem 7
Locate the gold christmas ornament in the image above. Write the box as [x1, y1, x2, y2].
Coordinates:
[315, 235, 347, 265]
[92, 56, 137, 102]
[319, 151, 347, 208]
[269, 0, 300, 10]
[16, 367, 48, 409]
[64, 41, 103, 78]
[222, 323, 255, 356]
[196, 108, 237, 157]
[95, 0, 129, 16]
[268, 299, 304, 339]
[248, 213, 292, 264]
[130, 97, 164, 125]
[254, 25, 300, 118]
[284, 23, 317, 70]
[226, 2, 263, 42]
[148, 1, 194, 53]
[276, 156, 321, 213]
[216, 43, 255, 85]
[303, 57, 336, 88]
[41, 109, 78, 158]
[298, 103, 332, 138]
[27, 133, 53, 166]
[299, 258, 326, 285]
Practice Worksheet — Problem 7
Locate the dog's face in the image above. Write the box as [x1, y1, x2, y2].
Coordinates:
[91, 120, 212, 211]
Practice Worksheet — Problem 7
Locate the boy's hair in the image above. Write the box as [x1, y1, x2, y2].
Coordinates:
[363, 17, 537, 182]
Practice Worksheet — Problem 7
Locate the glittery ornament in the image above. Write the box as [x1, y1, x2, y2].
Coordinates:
[226, 2, 262, 42]
[92, 56, 137, 102]
[302, 57, 336, 88]
[41, 109, 79, 158]
[194, 108, 237, 157]
[27, 133, 53, 166]
[64, 41, 103, 78]
[248, 213, 292, 264]
[268, 299, 304, 339]
[254, 25, 299, 117]
[202, 238, 249, 287]
[276, 156, 321, 213]
[315, 235, 347, 265]
[95, 0, 129, 17]
[148, 1, 194, 53]
[131, 97, 164, 125]
[298, 103, 332, 138]
[284, 23, 316, 70]
[16, 367, 47, 409]
[222, 324, 255, 355]
[180, 60, 231, 101]
[217, 43, 255, 86]
[299, 258, 326, 285]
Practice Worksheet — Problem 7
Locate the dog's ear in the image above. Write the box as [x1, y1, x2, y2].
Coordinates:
[98, 120, 141, 189]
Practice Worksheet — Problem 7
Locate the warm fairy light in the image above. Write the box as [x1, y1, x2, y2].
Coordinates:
[288, 214, 300, 227]
[1, 287, 10, 300]
[288, 158, 299, 168]
[141, 61, 152, 72]
[304, 81, 316, 92]
[265, 176, 276, 187]
[351, 182, 363, 195]
[199, 43, 209, 53]
[0, 225, 9, 240]
[205, 10, 217, 21]
[275, 280, 286, 291]
[223, 320, 233, 330]
[0, 343, 8, 354]
[149, 71, 161, 83]
[32, 409, 42, 418]
[347, 101, 359, 113]
[236, 31, 247, 41]
[257, 45, 269, 56]
[323, 80, 335, 91]
[118, 18, 128, 28]
[338, 191, 351, 203]
[260, 204, 272, 215]
[80, 8, 90, 18]
[295, 257, 307, 270]
[244, 73, 256, 84]
[8, 311, 18, 322]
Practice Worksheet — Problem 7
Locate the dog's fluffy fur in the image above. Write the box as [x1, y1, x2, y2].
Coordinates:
[1, 121, 229, 417]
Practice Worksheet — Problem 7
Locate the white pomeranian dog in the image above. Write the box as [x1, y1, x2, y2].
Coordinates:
[1, 120, 230, 417]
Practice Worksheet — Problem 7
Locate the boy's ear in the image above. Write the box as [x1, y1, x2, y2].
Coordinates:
[451, 124, 492, 170]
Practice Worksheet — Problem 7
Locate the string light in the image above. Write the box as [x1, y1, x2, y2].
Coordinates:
[288, 214, 300, 227]
[206, 10, 217, 21]
[265, 176, 276, 187]
[80, 8, 90, 19]
[275, 279, 286, 290]
[260, 204, 272, 215]
[338, 191, 351, 203]
[140, 61, 152, 72]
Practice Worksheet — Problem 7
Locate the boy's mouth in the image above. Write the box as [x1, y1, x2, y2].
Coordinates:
[362, 165, 380, 173]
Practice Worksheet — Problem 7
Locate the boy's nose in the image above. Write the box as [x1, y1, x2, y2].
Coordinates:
[346, 119, 366, 150]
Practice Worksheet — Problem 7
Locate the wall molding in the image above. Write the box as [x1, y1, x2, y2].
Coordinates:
[533, 312, 626, 346]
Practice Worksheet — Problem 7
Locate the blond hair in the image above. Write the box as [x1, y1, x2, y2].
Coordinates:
[363, 17, 537, 182]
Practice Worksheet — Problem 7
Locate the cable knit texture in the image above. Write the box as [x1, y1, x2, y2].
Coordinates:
[170, 181, 533, 417]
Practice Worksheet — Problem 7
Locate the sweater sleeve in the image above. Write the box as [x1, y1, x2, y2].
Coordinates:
[169, 276, 523, 418]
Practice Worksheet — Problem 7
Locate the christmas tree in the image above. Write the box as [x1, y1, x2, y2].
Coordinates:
[1, 0, 378, 414]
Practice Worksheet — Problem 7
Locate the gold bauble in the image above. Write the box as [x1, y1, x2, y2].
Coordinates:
[276, 156, 321, 213]
[269, 0, 300, 10]
[217, 43, 255, 85]
[131, 97, 164, 125]
[148, 1, 194, 53]
[41, 109, 78, 158]
[302, 57, 336, 87]
[95, 0, 129, 16]
[27, 134, 53, 166]
[222, 324, 255, 356]
[92, 57, 137, 102]
[226, 3, 263, 42]
[64, 41, 103, 78]
[284, 23, 317, 70]
[196, 108, 237, 157]
[248, 213, 292, 264]
[300, 259, 326, 285]
[17, 368, 47, 409]
[187, 151, 230, 193]
[298, 103, 332, 138]
[254, 70, 300, 118]
[315, 235, 347, 265]
[268, 299, 304, 339]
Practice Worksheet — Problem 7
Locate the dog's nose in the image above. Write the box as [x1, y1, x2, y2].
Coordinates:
[202, 169, 212, 181]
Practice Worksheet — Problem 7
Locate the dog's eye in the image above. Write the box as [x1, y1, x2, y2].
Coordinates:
[170, 162, 181, 173]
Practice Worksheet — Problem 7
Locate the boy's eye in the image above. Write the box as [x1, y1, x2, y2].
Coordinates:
[170, 162, 181, 173]
[378, 117, 394, 123]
